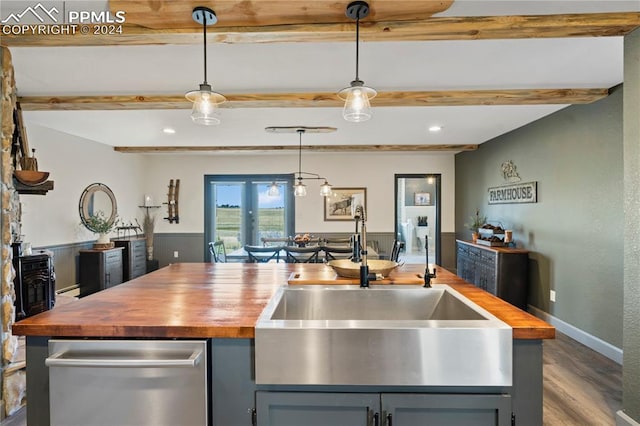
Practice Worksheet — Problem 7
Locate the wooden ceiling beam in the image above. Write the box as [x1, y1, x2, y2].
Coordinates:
[18, 88, 609, 111]
[2, 13, 639, 47]
[114, 144, 478, 153]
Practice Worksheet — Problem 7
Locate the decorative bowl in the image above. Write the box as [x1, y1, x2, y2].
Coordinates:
[327, 259, 400, 278]
[14, 170, 49, 186]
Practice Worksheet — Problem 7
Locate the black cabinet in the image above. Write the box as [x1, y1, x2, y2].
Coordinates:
[113, 238, 146, 281]
[78, 248, 124, 297]
[456, 240, 529, 309]
[13, 252, 55, 320]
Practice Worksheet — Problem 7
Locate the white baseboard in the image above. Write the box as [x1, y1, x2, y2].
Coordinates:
[617, 410, 640, 426]
[528, 305, 623, 364]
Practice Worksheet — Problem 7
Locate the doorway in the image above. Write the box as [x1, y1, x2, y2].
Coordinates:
[204, 174, 295, 260]
[394, 174, 441, 265]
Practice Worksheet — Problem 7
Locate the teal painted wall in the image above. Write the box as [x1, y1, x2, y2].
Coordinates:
[455, 87, 624, 348]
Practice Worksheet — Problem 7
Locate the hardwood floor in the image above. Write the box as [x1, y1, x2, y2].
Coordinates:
[543, 332, 622, 425]
[0, 332, 622, 426]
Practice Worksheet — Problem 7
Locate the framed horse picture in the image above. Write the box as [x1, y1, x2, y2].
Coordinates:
[324, 188, 367, 221]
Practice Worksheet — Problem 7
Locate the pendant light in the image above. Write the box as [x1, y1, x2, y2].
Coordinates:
[267, 182, 281, 197]
[264, 126, 336, 197]
[338, 1, 377, 123]
[185, 6, 226, 125]
[294, 129, 309, 197]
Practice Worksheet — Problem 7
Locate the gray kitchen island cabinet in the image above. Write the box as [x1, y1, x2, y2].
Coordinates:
[256, 392, 379, 426]
[256, 392, 511, 426]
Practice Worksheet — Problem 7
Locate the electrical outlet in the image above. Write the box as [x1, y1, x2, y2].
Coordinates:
[173, 251, 179, 258]
[550, 290, 556, 302]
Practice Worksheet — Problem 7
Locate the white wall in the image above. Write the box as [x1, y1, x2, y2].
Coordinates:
[18, 124, 455, 245]
[20, 125, 145, 247]
[142, 152, 456, 234]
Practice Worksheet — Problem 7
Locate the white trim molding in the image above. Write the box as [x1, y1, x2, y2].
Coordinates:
[617, 410, 640, 426]
[528, 305, 623, 364]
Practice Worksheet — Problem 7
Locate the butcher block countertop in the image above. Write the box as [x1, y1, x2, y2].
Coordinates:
[13, 263, 554, 340]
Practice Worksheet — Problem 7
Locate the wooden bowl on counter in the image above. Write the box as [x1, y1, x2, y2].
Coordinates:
[327, 259, 400, 278]
[14, 170, 49, 186]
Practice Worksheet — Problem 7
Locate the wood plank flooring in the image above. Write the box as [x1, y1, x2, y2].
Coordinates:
[0, 332, 622, 426]
[543, 332, 622, 425]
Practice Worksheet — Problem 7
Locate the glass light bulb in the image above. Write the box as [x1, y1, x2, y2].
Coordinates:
[267, 182, 280, 197]
[319, 181, 332, 197]
[343, 86, 372, 122]
[191, 94, 219, 125]
[186, 86, 226, 126]
[294, 182, 307, 197]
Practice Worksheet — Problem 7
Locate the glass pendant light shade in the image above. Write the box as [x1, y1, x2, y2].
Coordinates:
[319, 180, 332, 196]
[339, 1, 376, 123]
[294, 179, 307, 197]
[267, 182, 281, 197]
[186, 6, 225, 126]
[338, 81, 377, 123]
[186, 84, 226, 126]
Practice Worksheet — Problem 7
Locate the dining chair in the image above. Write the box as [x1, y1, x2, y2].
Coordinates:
[244, 245, 283, 263]
[322, 245, 354, 262]
[261, 237, 293, 247]
[323, 237, 352, 245]
[284, 246, 321, 263]
[390, 240, 405, 262]
[208, 240, 227, 263]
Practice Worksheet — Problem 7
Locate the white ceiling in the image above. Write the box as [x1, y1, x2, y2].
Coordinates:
[8, 1, 637, 151]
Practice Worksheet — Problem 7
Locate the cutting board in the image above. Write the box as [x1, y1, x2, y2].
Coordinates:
[287, 270, 425, 285]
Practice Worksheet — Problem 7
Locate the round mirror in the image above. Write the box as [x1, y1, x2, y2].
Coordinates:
[79, 183, 118, 232]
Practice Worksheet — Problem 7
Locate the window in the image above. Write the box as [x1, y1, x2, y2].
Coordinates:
[204, 174, 294, 260]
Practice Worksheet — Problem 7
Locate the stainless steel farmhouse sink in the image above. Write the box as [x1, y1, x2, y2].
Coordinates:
[255, 285, 512, 387]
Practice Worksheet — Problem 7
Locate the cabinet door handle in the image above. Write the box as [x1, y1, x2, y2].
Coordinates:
[373, 412, 380, 426]
[386, 413, 392, 426]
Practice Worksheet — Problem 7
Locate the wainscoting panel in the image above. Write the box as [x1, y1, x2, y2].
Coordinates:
[153, 233, 205, 268]
[34, 241, 94, 292]
[34, 231, 456, 290]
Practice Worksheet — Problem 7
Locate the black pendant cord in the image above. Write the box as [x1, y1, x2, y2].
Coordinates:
[202, 17, 208, 84]
[298, 130, 303, 179]
[354, 16, 360, 81]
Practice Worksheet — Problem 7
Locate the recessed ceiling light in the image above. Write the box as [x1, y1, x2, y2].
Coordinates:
[163, 127, 176, 134]
[428, 125, 442, 133]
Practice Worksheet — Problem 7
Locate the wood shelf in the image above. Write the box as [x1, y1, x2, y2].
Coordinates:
[13, 179, 54, 195]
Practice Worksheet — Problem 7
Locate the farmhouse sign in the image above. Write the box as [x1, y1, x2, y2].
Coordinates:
[488, 181, 537, 204]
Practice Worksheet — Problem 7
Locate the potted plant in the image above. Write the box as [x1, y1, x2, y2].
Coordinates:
[465, 209, 487, 243]
[85, 211, 119, 247]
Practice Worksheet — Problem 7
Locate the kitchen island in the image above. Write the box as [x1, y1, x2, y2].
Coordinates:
[14, 263, 554, 426]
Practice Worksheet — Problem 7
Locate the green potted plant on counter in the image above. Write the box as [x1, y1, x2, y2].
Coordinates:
[465, 209, 486, 243]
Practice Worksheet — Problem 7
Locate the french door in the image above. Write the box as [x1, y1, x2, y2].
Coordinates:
[204, 174, 294, 260]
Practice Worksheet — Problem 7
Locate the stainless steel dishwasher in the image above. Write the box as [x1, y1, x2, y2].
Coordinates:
[46, 339, 208, 426]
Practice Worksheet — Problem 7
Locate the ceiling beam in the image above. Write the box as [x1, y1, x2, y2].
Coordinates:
[114, 144, 478, 153]
[2, 13, 639, 47]
[18, 88, 609, 111]
[108, 0, 455, 29]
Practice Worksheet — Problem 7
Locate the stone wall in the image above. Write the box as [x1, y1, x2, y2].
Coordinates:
[0, 46, 25, 418]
